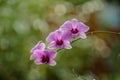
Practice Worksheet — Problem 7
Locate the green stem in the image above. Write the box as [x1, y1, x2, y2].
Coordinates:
[87, 31, 120, 35]
[57, 31, 120, 52]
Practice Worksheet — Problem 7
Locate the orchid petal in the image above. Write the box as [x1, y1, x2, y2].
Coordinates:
[48, 60, 56, 66]
[79, 32, 87, 39]
[60, 21, 72, 30]
[30, 42, 45, 53]
[63, 41, 72, 49]
[34, 59, 42, 65]
[45, 50, 57, 59]
[71, 18, 78, 28]
[48, 41, 56, 49]
[77, 22, 89, 32]
[46, 32, 56, 42]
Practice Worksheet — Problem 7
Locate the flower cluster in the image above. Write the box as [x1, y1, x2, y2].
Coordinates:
[30, 18, 89, 66]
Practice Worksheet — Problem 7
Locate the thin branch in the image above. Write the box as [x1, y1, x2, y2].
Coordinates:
[57, 31, 120, 52]
[87, 31, 120, 35]
[72, 31, 120, 44]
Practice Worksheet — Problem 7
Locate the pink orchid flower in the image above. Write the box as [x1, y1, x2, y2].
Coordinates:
[30, 50, 57, 66]
[60, 18, 89, 39]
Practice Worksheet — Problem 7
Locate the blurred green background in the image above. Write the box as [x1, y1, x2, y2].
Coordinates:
[0, 0, 120, 80]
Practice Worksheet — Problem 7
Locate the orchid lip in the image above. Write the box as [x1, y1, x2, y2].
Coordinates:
[56, 40, 63, 45]
[41, 55, 49, 63]
[71, 28, 78, 34]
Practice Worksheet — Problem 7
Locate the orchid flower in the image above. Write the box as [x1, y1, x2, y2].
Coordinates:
[30, 50, 57, 66]
[46, 30, 72, 49]
[60, 18, 89, 39]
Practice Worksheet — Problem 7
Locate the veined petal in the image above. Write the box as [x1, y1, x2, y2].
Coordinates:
[48, 41, 56, 49]
[45, 50, 57, 59]
[71, 18, 78, 28]
[30, 53, 37, 60]
[60, 21, 72, 30]
[72, 33, 80, 38]
[48, 60, 56, 66]
[55, 30, 63, 40]
[34, 59, 42, 65]
[62, 31, 72, 41]
[46, 32, 56, 42]
[30, 50, 44, 60]
[77, 22, 89, 32]
[63, 41, 72, 49]
[79, 32, 87, 39]
[30, 42, 45, 53]
[40, 43, 46, 50]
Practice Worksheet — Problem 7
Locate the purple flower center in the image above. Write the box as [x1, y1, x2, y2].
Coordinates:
[71, 28, 78, 34]
[56, 40, 63, 45]
[42, 55, 49, 63]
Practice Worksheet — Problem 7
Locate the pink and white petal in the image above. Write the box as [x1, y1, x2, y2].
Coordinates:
[56, 45, 64, 49]
[34, 50, 45, 58]
[79, 32, 87, 39]
[30, 42, 45, 53]
[60, 21, 72, 30]
[45, 50, 57, 59]
[77, 22, 89, 32]
[34, 59, 43, 65]
[62, 31, 72, 41]
[63, 41, 72, 49]
[30, 53, 37, 60]
[30, 50, 44, 60]
[71, 18, 78, 28]
[30, 48, 36, 53]
[72, 32, 80, 38]
[48, 41, 56, 49]
[55, 30, 63, 40]
[40, 43, 46, 50]
[48, 60, 56, 66]
[30, 50, 42, 60]
[46, 32, 56, 42]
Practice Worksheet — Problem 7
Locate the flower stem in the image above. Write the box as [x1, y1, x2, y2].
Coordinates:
[87, 31, 120, 35]
[72, 31, 120, 44]
[57, 31, 120, 52]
